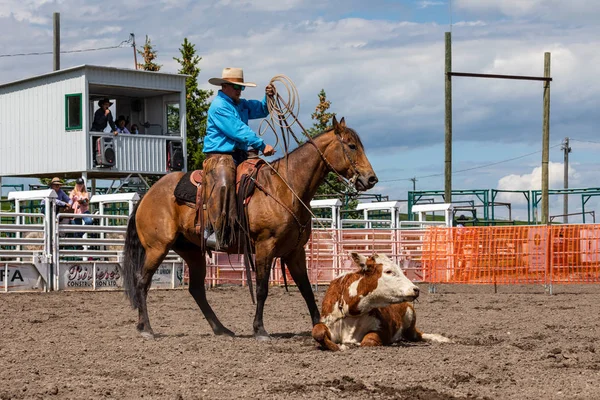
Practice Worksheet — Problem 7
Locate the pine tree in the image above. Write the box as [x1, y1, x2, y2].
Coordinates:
[307, 90, 357, 207]
[306, 89, 335, 138]
[137, 36, 161, 71]
[174, 38, 213, 170]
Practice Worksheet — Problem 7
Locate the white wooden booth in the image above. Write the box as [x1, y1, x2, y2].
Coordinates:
[0, 65, 188, 185]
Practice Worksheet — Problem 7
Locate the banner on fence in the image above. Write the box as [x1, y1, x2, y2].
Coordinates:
[0, 264, 45, 292]
[60, 263, 122, 290]
[152, 263, 184, 288]
[526, 227, 548, 272]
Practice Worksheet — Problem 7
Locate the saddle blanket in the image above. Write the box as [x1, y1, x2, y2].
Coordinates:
[174, 171, 198, 204]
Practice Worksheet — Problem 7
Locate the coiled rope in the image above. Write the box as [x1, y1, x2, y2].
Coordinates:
[255, 75, 350, 235]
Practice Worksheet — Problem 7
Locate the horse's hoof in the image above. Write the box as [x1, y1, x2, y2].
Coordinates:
[215, 328, 235, 337]
[140, 331, 155, 340]
[255, 334, 271, 342]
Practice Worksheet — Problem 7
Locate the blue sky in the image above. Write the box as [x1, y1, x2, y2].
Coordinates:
[1, 0, 599, 221]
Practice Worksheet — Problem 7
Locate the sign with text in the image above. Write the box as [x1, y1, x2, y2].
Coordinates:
[526, 227, 548, 272]
[0, 264, 45, 292]
[151, 263, 184, 289]
[60, 263, 122, 290]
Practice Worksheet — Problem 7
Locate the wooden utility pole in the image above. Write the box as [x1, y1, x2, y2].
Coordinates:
[541, 52, 551, 224]
[53, 12, 60, 71]
[444, 35, 551, 223]
[444, 32, 452, 204]
[132, 33, 138, 70]
[410, 177, 417, 191]
[561, 137, 571, 223]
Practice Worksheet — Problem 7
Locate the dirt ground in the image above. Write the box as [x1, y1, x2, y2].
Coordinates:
[1, 284, 599, 400]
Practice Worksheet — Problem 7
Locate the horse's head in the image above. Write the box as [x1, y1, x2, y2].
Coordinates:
[326, 116, 378, 191]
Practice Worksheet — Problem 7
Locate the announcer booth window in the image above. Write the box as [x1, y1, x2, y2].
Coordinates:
[65, 93, 82, 131]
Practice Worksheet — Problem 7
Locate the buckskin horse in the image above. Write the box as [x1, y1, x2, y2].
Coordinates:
[122, 116, 378, 340]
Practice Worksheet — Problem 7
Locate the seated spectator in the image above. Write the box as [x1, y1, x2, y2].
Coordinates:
[130, 124, 140, 134]
[115, 115, 130, 135]
[69, 177, 93, 226]
[91, 98, 118, 136]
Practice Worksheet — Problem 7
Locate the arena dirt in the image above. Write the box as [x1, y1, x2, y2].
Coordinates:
[1, 284, 599, 399]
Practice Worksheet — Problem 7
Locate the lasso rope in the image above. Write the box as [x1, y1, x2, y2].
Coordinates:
[255, 75, 352, 235]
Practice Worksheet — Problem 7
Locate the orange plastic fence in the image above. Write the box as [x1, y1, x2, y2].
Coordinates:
[422, 225, 600, 285]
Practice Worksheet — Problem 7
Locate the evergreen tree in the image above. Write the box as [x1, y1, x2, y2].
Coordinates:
[174, 38, 213, 170]
[137, 36, 161, 71]
[307, 90, 357, 207]
[306, 89, 335, 138]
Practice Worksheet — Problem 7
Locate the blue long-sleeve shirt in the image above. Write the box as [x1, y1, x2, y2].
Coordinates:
[54, 189, 72, 207]
[204, 90, 268, 154]
[43, 188, 73, 212]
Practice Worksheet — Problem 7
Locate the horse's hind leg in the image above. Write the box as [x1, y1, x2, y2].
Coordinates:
[178, 248, 234, 336]
[136, 248, 167, 339]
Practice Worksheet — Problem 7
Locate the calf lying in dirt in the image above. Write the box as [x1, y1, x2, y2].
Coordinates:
[312, 253, 450, 351]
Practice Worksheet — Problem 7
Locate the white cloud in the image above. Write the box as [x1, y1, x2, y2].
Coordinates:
[418, 1, 445, 8]
[455, 0, 600, 22]
[496, 162, 579, 203]
[216, 0, 305, 12]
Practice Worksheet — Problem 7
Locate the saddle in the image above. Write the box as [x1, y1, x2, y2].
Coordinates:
[173, 158, 266, 236]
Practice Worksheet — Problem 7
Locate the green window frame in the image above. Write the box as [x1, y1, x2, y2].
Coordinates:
[65, 93, 82, 130]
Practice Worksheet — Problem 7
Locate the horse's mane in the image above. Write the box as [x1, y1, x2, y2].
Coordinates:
[270, 126, 363, 167]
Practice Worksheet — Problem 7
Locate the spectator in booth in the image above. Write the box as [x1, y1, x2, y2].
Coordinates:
[115, 115, 130, 135]
[69, 178, 93, 226]
[91, 98, 118, 136]
[130, 124, 140, 134]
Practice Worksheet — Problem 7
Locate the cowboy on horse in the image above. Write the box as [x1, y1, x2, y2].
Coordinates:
[203, 67, 276, 250]
[122, 71, 378, 340]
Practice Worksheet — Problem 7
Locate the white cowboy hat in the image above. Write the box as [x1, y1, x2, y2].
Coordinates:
[208, 68, 257, 88]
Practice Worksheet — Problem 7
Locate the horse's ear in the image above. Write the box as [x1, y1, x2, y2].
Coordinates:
[333, 116, 346, 135]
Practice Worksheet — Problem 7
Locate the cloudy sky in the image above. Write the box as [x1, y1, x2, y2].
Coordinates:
[1, 0, 599, 221]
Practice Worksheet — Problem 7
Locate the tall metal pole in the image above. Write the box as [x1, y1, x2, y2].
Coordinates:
[410, 177, 417, 191]
[53, 12, 60, 71]
[541, 52, 551, 225]
[561, 137, 571, 223]
[445, 32, 452, 205]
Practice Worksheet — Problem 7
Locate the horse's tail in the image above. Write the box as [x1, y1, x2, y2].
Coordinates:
[122, 205, 145, 309]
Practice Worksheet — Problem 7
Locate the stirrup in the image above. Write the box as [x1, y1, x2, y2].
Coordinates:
[205, 232, 217, 249]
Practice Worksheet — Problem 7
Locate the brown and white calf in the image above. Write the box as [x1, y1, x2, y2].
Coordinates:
[312, 253, 450, 351]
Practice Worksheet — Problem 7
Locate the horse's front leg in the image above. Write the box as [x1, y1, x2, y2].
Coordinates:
[252, 242, 275, 341]
[283, 246, 320, 326]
